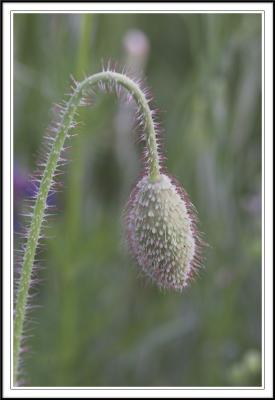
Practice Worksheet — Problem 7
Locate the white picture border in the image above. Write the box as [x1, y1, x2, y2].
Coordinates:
[3, 2, 273, 398]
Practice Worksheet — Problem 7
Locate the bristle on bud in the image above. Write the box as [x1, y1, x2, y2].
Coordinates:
[125, 174, 202, 291]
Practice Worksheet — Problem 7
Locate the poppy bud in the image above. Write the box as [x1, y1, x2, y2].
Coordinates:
[125, 173, 202, 291]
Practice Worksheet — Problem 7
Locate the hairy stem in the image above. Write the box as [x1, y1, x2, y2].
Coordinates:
[14, 70, 160, 383]
[84, 71, 161, 180]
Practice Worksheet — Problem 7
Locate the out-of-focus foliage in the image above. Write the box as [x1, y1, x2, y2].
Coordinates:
[14, 13, 261, 386]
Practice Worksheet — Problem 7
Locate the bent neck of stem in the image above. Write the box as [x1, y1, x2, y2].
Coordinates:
[79, 71, 161, 181]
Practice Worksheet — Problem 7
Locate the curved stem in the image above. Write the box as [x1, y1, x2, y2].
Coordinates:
[81, 71, 160, 180]
[13, 71, 160, 384]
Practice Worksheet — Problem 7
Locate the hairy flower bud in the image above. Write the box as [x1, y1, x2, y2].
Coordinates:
[125, 173, 202, 291]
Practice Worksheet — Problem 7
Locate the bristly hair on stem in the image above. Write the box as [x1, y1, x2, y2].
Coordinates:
[14, 64, 205, 385]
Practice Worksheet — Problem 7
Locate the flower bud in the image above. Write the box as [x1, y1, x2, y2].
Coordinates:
[125, 173, 201, 291]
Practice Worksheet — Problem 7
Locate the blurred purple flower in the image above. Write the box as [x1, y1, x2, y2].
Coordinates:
[14, 162, 57, 231]
[123, 29, 150, 76]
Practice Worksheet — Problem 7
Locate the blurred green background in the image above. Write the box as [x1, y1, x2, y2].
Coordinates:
[14, 13, 262, 387]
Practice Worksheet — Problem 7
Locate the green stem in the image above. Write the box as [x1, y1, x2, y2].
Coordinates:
[76, 14, 93, 79]
[83, 71, 161, 180]
[13, 70, 160, 384]
[58, 15, 93, 384]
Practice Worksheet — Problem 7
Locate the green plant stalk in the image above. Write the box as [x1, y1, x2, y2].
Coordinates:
[76, 14, 93, 79]
[67, 13, 93, 238]
[58, 15, 94, 384]
[13, 71, 160, 384]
